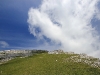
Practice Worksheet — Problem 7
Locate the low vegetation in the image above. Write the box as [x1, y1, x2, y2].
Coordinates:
[0, 53, 100, 75]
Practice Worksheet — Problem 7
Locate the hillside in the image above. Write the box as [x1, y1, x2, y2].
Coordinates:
[0, 52, 100, 75]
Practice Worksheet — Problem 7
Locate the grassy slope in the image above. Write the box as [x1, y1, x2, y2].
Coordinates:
[0, 53, 100, 75]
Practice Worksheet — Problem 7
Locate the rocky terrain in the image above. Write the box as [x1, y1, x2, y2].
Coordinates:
[0, 50, 100, 75]
[0, 49, 47, 64]
[0, 49, 100, 69]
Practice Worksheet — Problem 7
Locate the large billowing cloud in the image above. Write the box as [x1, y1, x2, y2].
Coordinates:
[28, 0, 100, 58]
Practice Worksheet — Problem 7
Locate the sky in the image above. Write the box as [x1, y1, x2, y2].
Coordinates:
[0, 0, 100, 58]
[0, 0, 43, 50]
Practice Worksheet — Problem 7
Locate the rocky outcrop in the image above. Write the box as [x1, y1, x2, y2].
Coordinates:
[65, 54, 100, 69]
[0, 49, 48, 64]
[48, 50, 100, 69]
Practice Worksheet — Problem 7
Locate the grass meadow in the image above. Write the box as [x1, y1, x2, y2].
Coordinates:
[0, 53, 100, 75]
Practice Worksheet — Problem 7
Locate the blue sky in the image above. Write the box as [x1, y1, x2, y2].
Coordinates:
[0, 0, 100, 57]
[0, 0, 42, 50]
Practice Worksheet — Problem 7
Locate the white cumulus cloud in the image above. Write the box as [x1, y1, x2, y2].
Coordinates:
[0, 41, 9, 48]
[28, 0, 100, 58]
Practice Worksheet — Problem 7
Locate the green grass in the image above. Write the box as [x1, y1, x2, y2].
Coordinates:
[0, 53, 100, 75]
